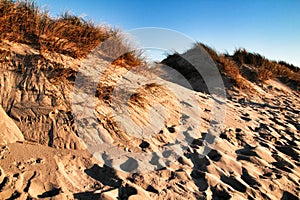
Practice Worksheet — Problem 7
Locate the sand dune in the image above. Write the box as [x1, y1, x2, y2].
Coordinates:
[0, 40, 299, 200]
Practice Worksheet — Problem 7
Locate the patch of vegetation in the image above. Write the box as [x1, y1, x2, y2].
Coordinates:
[163, 43, 299, 91]
[232, 48, 298, 81]
[199, 44, 300, 90]
[199, 43, 248, 89]
[0, 0, 143, 67]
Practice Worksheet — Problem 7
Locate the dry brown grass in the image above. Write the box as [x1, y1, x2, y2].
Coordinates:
[199, 44, 300, 90]
[0, 0, 143, 66]
[232, 48, 300, 83]
[95, 85, 114, 104]
[218, 55, 249, 89]
[199, 43, 248, 89]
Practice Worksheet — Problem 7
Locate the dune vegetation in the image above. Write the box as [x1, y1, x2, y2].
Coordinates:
[0, 0, 142, 67]
[1, 0, 299, 91]
[200, 43, 300, 90]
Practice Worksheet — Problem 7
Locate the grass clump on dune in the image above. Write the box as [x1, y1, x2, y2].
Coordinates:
[0, 0, 143, 67]
[201, 44, 300, 90]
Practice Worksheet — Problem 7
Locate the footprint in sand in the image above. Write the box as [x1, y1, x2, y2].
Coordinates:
[0, 146, 9, 160]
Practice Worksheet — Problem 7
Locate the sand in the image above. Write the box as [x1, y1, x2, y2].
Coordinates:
[0, 41, 299, 199]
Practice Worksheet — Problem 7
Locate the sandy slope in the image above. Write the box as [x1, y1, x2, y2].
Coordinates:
[0, 105, 24, 146]
[0, 41, 299, 199]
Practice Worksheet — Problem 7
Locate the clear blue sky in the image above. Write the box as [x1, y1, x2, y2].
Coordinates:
[37, 0, 300, 66]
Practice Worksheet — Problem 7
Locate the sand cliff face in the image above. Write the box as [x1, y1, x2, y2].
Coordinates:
[0, 40, 299, 199]
[0, 41, 83, 150]
[0, 105, 24, 145]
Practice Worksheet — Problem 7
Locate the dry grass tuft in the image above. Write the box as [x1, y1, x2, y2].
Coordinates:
[232, 48, 300, 83]
[0, 0, 143, 66]
[200, 44, 300, 90]
[199, 43, 249, 89]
